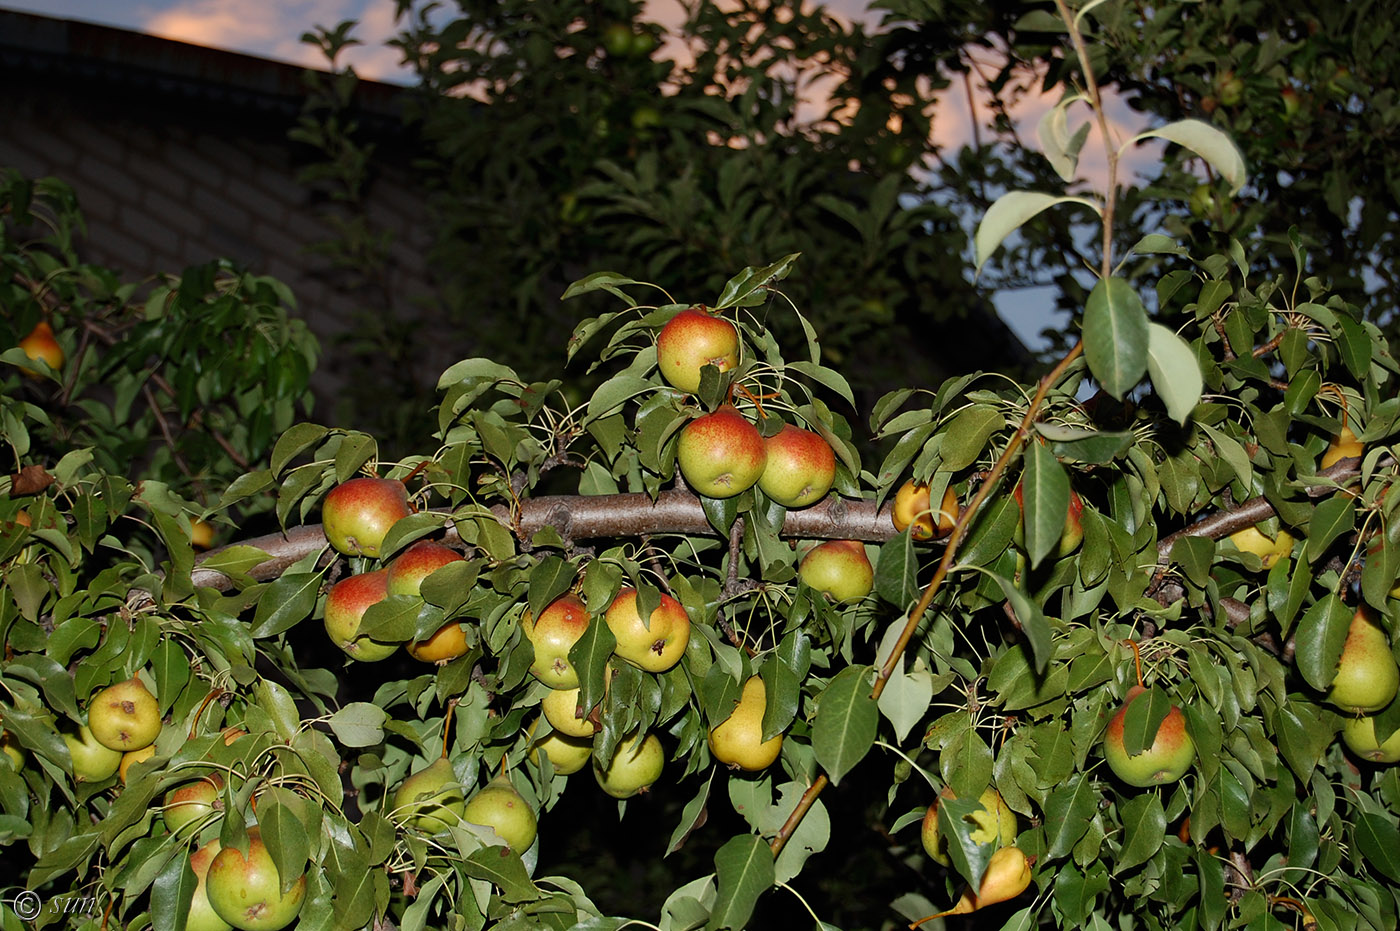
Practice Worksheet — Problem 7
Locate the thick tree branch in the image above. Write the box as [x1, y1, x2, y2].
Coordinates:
[189, 489, 897, 593]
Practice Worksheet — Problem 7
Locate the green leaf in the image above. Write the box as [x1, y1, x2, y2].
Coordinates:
[707, 834, 774, 931]
[1354, 814, 1400, 883]
[1120, 687, 1172, 757]
[150, 845, 197, 931]
[971, 569, 1051, 673]
[1021, 442, 1069, 569]
[1293, 595, 1351, 691]
[874, 532, 920, 608]
[812, 665, 878, 786]
[270, 423, 330, 477]
[249, 572, 322, 638]
[1130, 119, 1247, 194]
[1115, 793, 1166, 873]
[586, 374, 655, 424]
[1043, 774, 1095, 859]
[667, 775, 713, 856]
[940, 404, 1005, 472]
[1036, 93, 1091, 183]
[1304, 496, 1355, 565]
[1145, 323, 1202, 424]
[259, 790, 312, 895]
[462, 846, 539, 903]
[713, 254, 800, 310]
[974, 192, 1101, 274]
[1083, 277, 1149, 399]
[327, 703, 388, 747]
[528, 555, 578, 619]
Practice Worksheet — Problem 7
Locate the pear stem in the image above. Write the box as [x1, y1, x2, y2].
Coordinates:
[188, 688, 226, 739]
[440, 699, 456, 760]
[1124, 639, 1144, 687]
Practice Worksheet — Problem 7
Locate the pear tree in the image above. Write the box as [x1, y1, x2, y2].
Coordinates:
[4, 4, 1400, 931]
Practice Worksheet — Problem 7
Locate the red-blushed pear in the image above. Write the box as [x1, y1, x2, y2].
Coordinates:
[462, 774, 538, 850]
[891, 480, 958, 541]
[676, 405, 767, 499]
[63, 723, 122, 782]
[758, 424, 836, 508]
[18, 320, 64, 373]
[205, 827, 307, 931]
[392, 757, 466, 833]
[323, 569, 398, 662]
[542, 686, 597, 738]
[655, 306, 739, 394]
[386, 541, 463, 597]
[1102, 686, 1196, 787]
[798, 540, 873, 604]
[88, 677, 162, 752]
[1342, 715, 1400, 763]
[1326, 607, 1400, 713]
[594, 732, 664, 798]
[605, 587, 691, 672]
[920, 786, 1018, 866]
[1012, 483, 1086, 557]
[1227, 525, 1296, 569]
[521, 593, 591, 688]
[526, 717, 593, 775]
[188, 840, 233, 931]
[707, 676, 783, 771]
[163, 773, 226, 836]
[321, 476, 412, 558]
[407, 622, 471, 664]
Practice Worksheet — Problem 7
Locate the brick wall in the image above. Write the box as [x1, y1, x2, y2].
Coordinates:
[0, 67, 449, 412]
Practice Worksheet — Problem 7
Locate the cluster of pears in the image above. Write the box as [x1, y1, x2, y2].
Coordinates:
[657, 307, 838, 508]
[63, 677, 163, 784]
[917, 784, 1031, 919]
[523, 588, 688, 796]
[1331, 607, 1400, 763]
[392, 755, 539, 852]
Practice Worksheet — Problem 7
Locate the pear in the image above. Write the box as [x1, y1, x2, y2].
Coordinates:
[87, 677, 162, 752]
[392, 758, 466, 833]
[1326, 608, 1400, 713]
[541, 686, 597, 738]
[462, 774, 538, 850]
[1102, 686, 1196, 787]
[594, 732, 664, 798]
[526, 717, 593, 775]
[921, 787, 1018, 866]
[891, 480, 958, 541]
[707, 676, 783, 771]
[922, 846, 1032, 920]
[1342, 715, 1400, 763]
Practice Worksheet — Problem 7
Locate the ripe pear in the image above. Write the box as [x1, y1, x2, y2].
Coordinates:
[1321, 425, 1364, 469]
[392, 757, 466, 833]
[63, 723, 123, 782]
[323, 569, 398, 662]
[321, 476, 412, 558]
[521, 593, 591, 688]
[1342, 715, 1400, 763]
[675, 405, 767, 499]
[1013, 483, 1085, 557]
[798, 540, 874, 604]
[87, 677, 162, 752]
[605, 587, 691, 672]
[594, 732, 664, 798]
[1227, 525, 1295, 569]
[655, 307, 739, 393]
[119, 744, 156, 783]
[19, 320, 64, 373]
[708, 676, 783, 771]
[187, 840, 233, 931]
[205, 827, 307, 931]
[920, 787, 1018, 866]
[407, 621, 471, 664]
[386, 541, 463, 597]
[1326, 608, 1400, 713]
[163, 773, 226, 836]
[541, 686, 597, 738]
[526, 717, 593, 775]
[1102, 686, 1196, 787]
[462, 774, 538, 850]
[757, 424, 836, 509]
[892, 480, 958, 541]
[932, 845, 1032, 918]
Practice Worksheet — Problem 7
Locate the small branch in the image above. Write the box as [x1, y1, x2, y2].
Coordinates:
[769, 774, 828, 857]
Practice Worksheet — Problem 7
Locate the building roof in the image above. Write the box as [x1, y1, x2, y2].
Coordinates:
[0, 8, 407, 130]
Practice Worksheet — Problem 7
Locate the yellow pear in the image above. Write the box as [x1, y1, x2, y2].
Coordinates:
[1326, 607, 1400, 713]
[1321, 425, 1364, 469]
[541, 686, 597, 738]
[913, 846, 1032, 926]
[707, 676, 783, 771]
[920, 787, 1018, 866]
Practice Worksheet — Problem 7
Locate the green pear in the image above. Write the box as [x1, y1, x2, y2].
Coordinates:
[187, 840, 233, 931]
[392, 758, 466, 833]
[205, 827, 306, 931]
[462, 774, 538, 850]
[1342, 715, 1400, 763]
[1326, 608, 1400, 713]
[88, 677, 162, 752]
[594, 732, 664, 798]
[798, 540, 874, 604]
[64, 723, 123, 782]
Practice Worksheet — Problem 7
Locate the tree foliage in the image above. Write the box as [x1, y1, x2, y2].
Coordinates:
[4, 4, 1400, 931]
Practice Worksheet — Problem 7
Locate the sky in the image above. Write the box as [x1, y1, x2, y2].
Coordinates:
[5, 0, 1159, 349]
